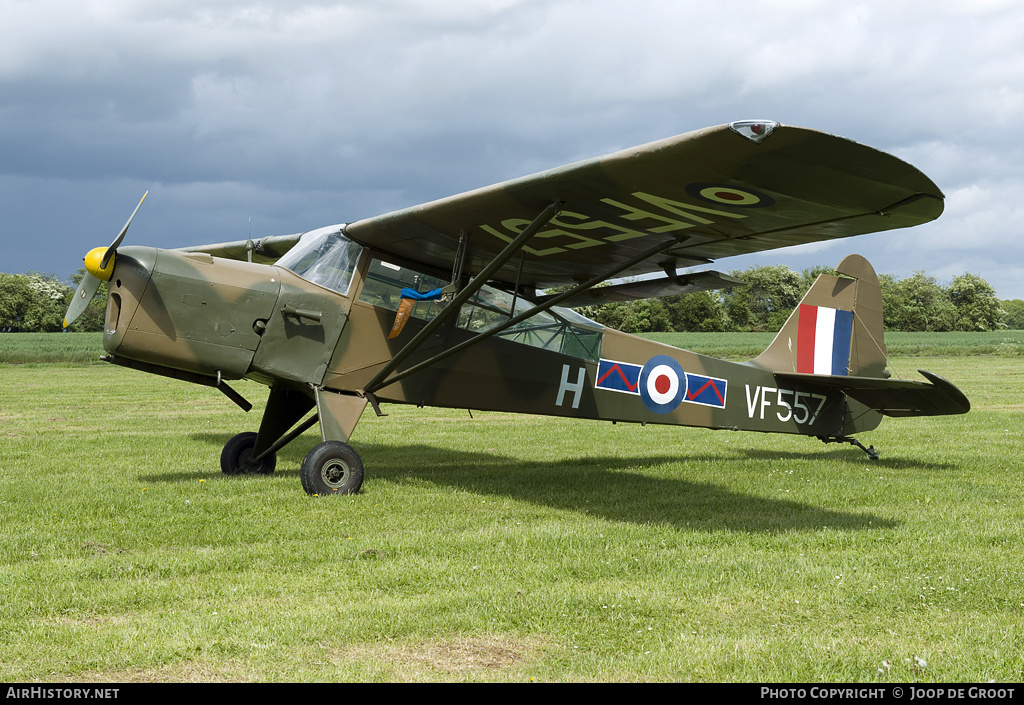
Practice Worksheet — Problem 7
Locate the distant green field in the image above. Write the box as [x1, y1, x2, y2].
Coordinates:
[0, 332, 107, 364]
[3, 330, 1023, 365]
[642, 330, 1024, 359]
[0, 354, 1021, 681]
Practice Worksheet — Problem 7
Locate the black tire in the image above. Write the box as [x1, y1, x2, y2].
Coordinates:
[300, 441, 364, 496]
[220, 432, 276, 475]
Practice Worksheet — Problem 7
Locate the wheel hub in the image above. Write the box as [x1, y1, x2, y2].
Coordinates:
[239, 449, 262, 473]
[322, 458, 350, 487]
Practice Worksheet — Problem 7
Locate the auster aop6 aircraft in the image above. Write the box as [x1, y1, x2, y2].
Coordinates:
[64, 120, 970, 495]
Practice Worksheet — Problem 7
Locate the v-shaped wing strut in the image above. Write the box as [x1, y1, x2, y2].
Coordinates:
[361, 200, 564, 398]
[362, 232, 687, 397]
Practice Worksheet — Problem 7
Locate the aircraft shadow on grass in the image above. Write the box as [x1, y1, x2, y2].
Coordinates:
[134, 433, 917, 534]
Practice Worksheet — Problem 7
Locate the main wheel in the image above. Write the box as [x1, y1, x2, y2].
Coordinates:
[221, 432, 276, 475]
[300, 441, 364, 496]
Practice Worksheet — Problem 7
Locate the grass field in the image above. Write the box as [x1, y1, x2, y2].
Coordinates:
[1, 342, 1022, 681]
[3, 329, 1022, 364]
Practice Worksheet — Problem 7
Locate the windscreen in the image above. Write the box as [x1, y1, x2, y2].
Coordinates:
[275, 225, 363, 296]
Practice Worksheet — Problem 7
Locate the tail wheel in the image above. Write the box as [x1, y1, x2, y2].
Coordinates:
[300, 441, 364, 496]
[221, 432, 277, 475]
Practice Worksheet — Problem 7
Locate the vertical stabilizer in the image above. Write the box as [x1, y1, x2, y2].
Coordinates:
[752, 254, 888, 378]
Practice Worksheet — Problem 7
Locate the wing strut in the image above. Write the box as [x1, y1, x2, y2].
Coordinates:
[361, 200, 564, 399]
[363, 234, 686, 396]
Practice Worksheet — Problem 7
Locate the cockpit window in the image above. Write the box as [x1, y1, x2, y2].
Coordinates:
[275, 225, 363, 296]
[457, 286, 604, 362]
[358, 256, 604, 362]
[359, 258, 448, 321]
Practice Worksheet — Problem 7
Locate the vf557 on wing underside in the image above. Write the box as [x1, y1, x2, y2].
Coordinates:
[64, 120, 969, 495]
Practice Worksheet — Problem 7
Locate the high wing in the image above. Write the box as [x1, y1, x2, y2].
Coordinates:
[344, 121, 943, 290]
[177, 233, 304, 264]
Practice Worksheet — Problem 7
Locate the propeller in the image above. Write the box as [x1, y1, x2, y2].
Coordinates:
[64, 191, 148, 328]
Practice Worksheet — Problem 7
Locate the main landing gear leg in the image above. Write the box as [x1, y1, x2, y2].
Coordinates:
[221, 387, 313, 477]
[818, 435, 880, 461]
[300, 388, 369, 496]
[219, 386, 369, 495]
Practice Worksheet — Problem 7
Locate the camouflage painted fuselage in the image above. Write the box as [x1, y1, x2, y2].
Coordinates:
[101, 244, 882, 444]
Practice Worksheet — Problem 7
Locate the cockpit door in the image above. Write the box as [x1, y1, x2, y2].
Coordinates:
[250, 268, 351, 386]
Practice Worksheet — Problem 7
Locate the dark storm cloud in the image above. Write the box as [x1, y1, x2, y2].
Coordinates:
[2, 0, 1022, 297]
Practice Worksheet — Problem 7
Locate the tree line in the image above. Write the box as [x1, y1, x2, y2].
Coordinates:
[1, 266, 1022, 333]
[0, 272, 106, 332]
[573, 265, 1021, 333]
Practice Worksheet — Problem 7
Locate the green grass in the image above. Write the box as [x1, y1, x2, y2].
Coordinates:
[3, 330, 1023, 365]
[1, 352, 1021, 682]
[0, 332, 108, 364]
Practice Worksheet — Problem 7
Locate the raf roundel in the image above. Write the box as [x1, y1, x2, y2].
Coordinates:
[685, 182, 775, 208]
[639, 355, 687, 414]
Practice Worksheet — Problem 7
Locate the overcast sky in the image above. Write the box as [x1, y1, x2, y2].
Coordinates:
[3, 0, 1022, 299]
